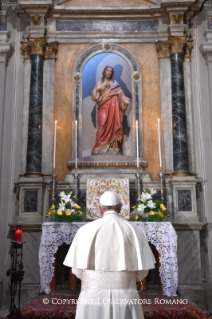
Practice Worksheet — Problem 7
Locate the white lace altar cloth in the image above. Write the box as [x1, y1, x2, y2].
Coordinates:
[39, 222, 178, 297]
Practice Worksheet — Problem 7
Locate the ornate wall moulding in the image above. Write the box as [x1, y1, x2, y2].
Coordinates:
[168, 35, 187, 55]
[30, 14, 43, 26]
[28, 37, 46, 56]
[184, 40, 193, 59]
[44, 42, 58, 60]
[156, 41, 170, 59]
[133, 72, 140, 81]
[171, 14, 184, 24]
[73, 73, 81, 82]
[21, 41, 31, 59]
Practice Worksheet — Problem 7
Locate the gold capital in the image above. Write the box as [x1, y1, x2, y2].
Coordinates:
[30, 15, 43, 26]
[171, 14, 184, 24]
[168, 35, 187, 55]
[156, 41, 170, 59]
[28, 37, 46, 56]
[21, 41, 31, 60]
[184, 40, 193, 59]
[44, 42, 58, 60]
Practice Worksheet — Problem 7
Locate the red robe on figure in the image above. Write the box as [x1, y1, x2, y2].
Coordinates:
[91, 80, 128, 154]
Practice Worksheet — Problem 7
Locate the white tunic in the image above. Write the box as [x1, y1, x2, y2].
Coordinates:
[63, 211, 156, 319]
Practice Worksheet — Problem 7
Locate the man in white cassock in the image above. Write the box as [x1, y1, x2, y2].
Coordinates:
[63, 191, 156, 319]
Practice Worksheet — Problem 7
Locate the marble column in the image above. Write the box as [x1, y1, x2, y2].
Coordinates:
[169, 36, 189, 173]
[156, 41, 173, 174]
[26, 37, 45, 174]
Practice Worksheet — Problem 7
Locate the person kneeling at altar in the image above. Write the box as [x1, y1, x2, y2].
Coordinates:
[63, 191, 156, 319]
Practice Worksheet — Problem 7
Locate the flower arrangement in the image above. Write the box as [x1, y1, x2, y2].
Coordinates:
[46, 189, 83, 222]
[130, 188, 168, 222]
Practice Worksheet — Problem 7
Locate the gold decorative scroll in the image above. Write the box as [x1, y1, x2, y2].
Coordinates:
[28, 37, 46, 56]
[184, 40, 193, 58]
[30, 14, 43, 26]
[168, 35, 187, 55]
[156, 41, 170, 58]
[20, 41, 31, 60]
[171, 14, 183, 24]
[44, 42, 58, 60]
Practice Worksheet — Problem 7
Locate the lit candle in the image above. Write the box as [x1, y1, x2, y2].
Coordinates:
[75, 120, 77, 170]
[53, 120, 57, 170]
[136, 120, 139, 169]
[15, 225, 22, 242]
[158, 118, 162, 169]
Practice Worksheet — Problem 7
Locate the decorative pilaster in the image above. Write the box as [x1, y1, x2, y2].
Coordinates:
[169, 35, 189, 173]
[156, 41, 173, 174]
[26, 37, 46, 174]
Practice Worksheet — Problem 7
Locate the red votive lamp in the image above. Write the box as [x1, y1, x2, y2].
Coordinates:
[15, 225, 22, 242]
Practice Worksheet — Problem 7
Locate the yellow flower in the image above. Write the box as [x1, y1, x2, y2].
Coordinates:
[78, 211, 83, 215]
[150, 211, 154, 216]
[57, 210, 63, 216]
[135, 215, 139, 220]
[160, 204, 166, 211]
[47, 210, 53, 216]
[50, 205, 55, 210]
[131, 205, 136, 209]
[75, 204, 81, 209]
[159, 212, 164, 218]
[65, 210, 71, 216]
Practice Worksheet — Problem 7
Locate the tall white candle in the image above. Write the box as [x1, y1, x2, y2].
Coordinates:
[75, 120, 77, 170]
[53, 120, 57, 170]
[158, 118, 162, 169]
[136, 120, 139, 169]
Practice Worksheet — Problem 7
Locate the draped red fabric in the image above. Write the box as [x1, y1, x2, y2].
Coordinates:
[92, 84, 125, 154]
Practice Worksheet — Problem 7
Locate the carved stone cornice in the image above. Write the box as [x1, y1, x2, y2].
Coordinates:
[184, 40, 193, 58]
[21, 41, 31, 59]
[171, 14, 184, 24]
[156, 41, 170, 59]
[168, 35, 187, 55]
[28, 37, 46, 56]
[30, 14, 43, 26]
[44, 41, 58, 60]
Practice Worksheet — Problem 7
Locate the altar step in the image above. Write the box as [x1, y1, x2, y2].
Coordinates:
[4, 290, 210, 319]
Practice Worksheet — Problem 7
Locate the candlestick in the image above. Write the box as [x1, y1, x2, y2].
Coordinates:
[53, 120, 57, 170]
[136, 120, 139, 169]
[158, 118, 162, 170]
[15, 225, 22, 242]
[75, 120, 78, 171]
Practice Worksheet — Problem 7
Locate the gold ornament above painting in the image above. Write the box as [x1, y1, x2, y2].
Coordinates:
[86, 178, 130, 220]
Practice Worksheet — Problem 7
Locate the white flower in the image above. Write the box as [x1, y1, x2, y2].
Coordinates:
[147, 200, 156, 209]
[58, 202, 66, 211]
[71, 209, 76, 213]
[149, 188, 157, 195]
[59, 191, 65, 197]
[137, 204, 146, 212]
[70, 201, 76, 208]
[140, 192, 152, 202]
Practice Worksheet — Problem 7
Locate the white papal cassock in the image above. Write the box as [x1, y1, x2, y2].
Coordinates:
[63, 210, 156, 319]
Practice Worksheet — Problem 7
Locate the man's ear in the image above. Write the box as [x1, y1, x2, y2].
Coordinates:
[98, 205, 103, 215]
[118, 203, 123, 213]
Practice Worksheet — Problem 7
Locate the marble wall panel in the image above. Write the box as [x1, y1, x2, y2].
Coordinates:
[122, 43, 161, 181]
[62, 0, 153, 6]
[177, 230, 202, 284]
[54, 43, 91, 181]
[159, 59, 173, 173]
[56, 21, 158, 32]
[22, 231, 42, 283]
[21, 60, 31, 174]
[42, 60, 55, 174]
